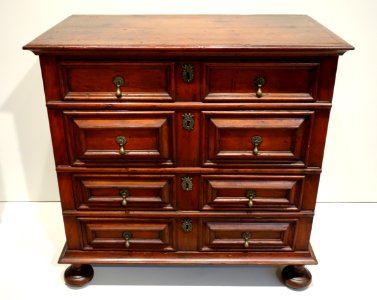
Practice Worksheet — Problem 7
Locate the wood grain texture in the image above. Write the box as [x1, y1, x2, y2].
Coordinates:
[23, 15, 353, 54]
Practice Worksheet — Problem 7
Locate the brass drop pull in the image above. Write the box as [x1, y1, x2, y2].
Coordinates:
[251, 135, 262, 155]
[116, 136, 127, 155]
[113, 75, 125, 98]
[123, 232, 132, 248]
[246, 190, 256, 207]
[120, 189, 129, 207]
[254, 76, 266, 98]
[242, 232, 251, 248]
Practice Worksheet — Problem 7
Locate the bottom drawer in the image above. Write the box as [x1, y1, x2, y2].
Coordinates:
[200, 218, 298, 252]
[80, 218, 176, 251]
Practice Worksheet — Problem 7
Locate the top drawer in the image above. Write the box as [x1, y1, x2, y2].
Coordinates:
[58, 62, 175, 101]
[203, 62, 320, 102]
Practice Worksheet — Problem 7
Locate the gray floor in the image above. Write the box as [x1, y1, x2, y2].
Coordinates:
[0, 202, 376, 299]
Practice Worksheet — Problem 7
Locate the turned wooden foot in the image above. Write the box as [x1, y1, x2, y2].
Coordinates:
[281, 265, 312, 289]
[64, 264, 94, 287]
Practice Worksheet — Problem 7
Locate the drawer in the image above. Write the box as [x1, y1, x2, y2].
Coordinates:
[201, 175, 304, 211]
[200, 218, 298, 252]
[59, 61, 175, 101]
[63, 111, 175, 166]
[80, 218, 176, 251]
[203, 62, 320, 102]
[202, 111, 314, 167]
[73, 174, 176, 210]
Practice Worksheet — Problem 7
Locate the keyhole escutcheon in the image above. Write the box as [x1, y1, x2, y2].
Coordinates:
[182, 219, 193, 233]
[182, 113, 195, 131]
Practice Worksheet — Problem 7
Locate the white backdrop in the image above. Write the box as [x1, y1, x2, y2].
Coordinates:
[0, 0, 376, 203]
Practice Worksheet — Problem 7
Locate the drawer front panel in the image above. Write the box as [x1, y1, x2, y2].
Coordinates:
[203, 62, 319, 102]
[202, 111, 314, 167]
[200, 218, 298, 252]
[80, 218, 176, 251]
[73, 174, 176, 210]
[63, 111, 175, 166]
[201, 175, 304, 211]
[59, 62, 175, 101]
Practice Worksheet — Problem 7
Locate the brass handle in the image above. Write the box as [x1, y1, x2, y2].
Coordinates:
[254, 76, 266, 98]
[120, 189, 129, 207]
[116, 136, 127, 155]
[242, 232, 251, 248]
[246, 190, 256, 207]
[123, 232, 132, 248]
[251, 135, 262, 155]
[113, 76, 125, 98]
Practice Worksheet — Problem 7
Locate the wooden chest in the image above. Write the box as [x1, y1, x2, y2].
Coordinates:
[24, 15, 353, 289]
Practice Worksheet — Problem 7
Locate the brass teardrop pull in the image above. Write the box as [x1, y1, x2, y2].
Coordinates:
[254, 76, 266, 98]
[241, 232, 251, 248]
[119, 189, 129, 207]
[113, 75, 125, 98]
[251, 136, 262, 155]
[246, 190, 256, 207]
[123, 232, 132, 248]
[116, 136, 127, 155]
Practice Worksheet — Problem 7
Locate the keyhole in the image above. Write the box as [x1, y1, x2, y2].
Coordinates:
[184, 182, 189, 190]
[185, 224, 189, 230]
[186, 120, 191, 127]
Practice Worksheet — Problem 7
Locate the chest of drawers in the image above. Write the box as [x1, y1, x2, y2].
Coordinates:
[24, 15, 353, 289]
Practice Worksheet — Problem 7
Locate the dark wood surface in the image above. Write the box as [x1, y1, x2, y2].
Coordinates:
[24, 15, 353, 288]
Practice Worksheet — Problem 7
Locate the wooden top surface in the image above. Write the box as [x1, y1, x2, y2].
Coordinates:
[23, 15, 353, 54]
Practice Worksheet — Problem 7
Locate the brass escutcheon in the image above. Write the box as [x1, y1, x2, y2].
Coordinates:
[181, 64, 194, 83]
[182, 113, 195, 131]
[181, 176, 193, 191]
[182, 219, 193, 233]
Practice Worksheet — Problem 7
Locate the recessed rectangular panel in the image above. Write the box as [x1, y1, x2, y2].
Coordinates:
[200, 218, 298, 252]
[59, 62, 175, 101]
[202, 111, 314, 167]
[201, 175, 304, 211]
[203, 62, 319, 102]
[73, 174, 176, 210]
[63, 111, 175, 166]
[80, 218, 176, 251]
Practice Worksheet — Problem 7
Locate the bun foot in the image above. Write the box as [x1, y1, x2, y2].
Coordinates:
[281, 265, 312, 289]
[64, 264, 94, 287]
